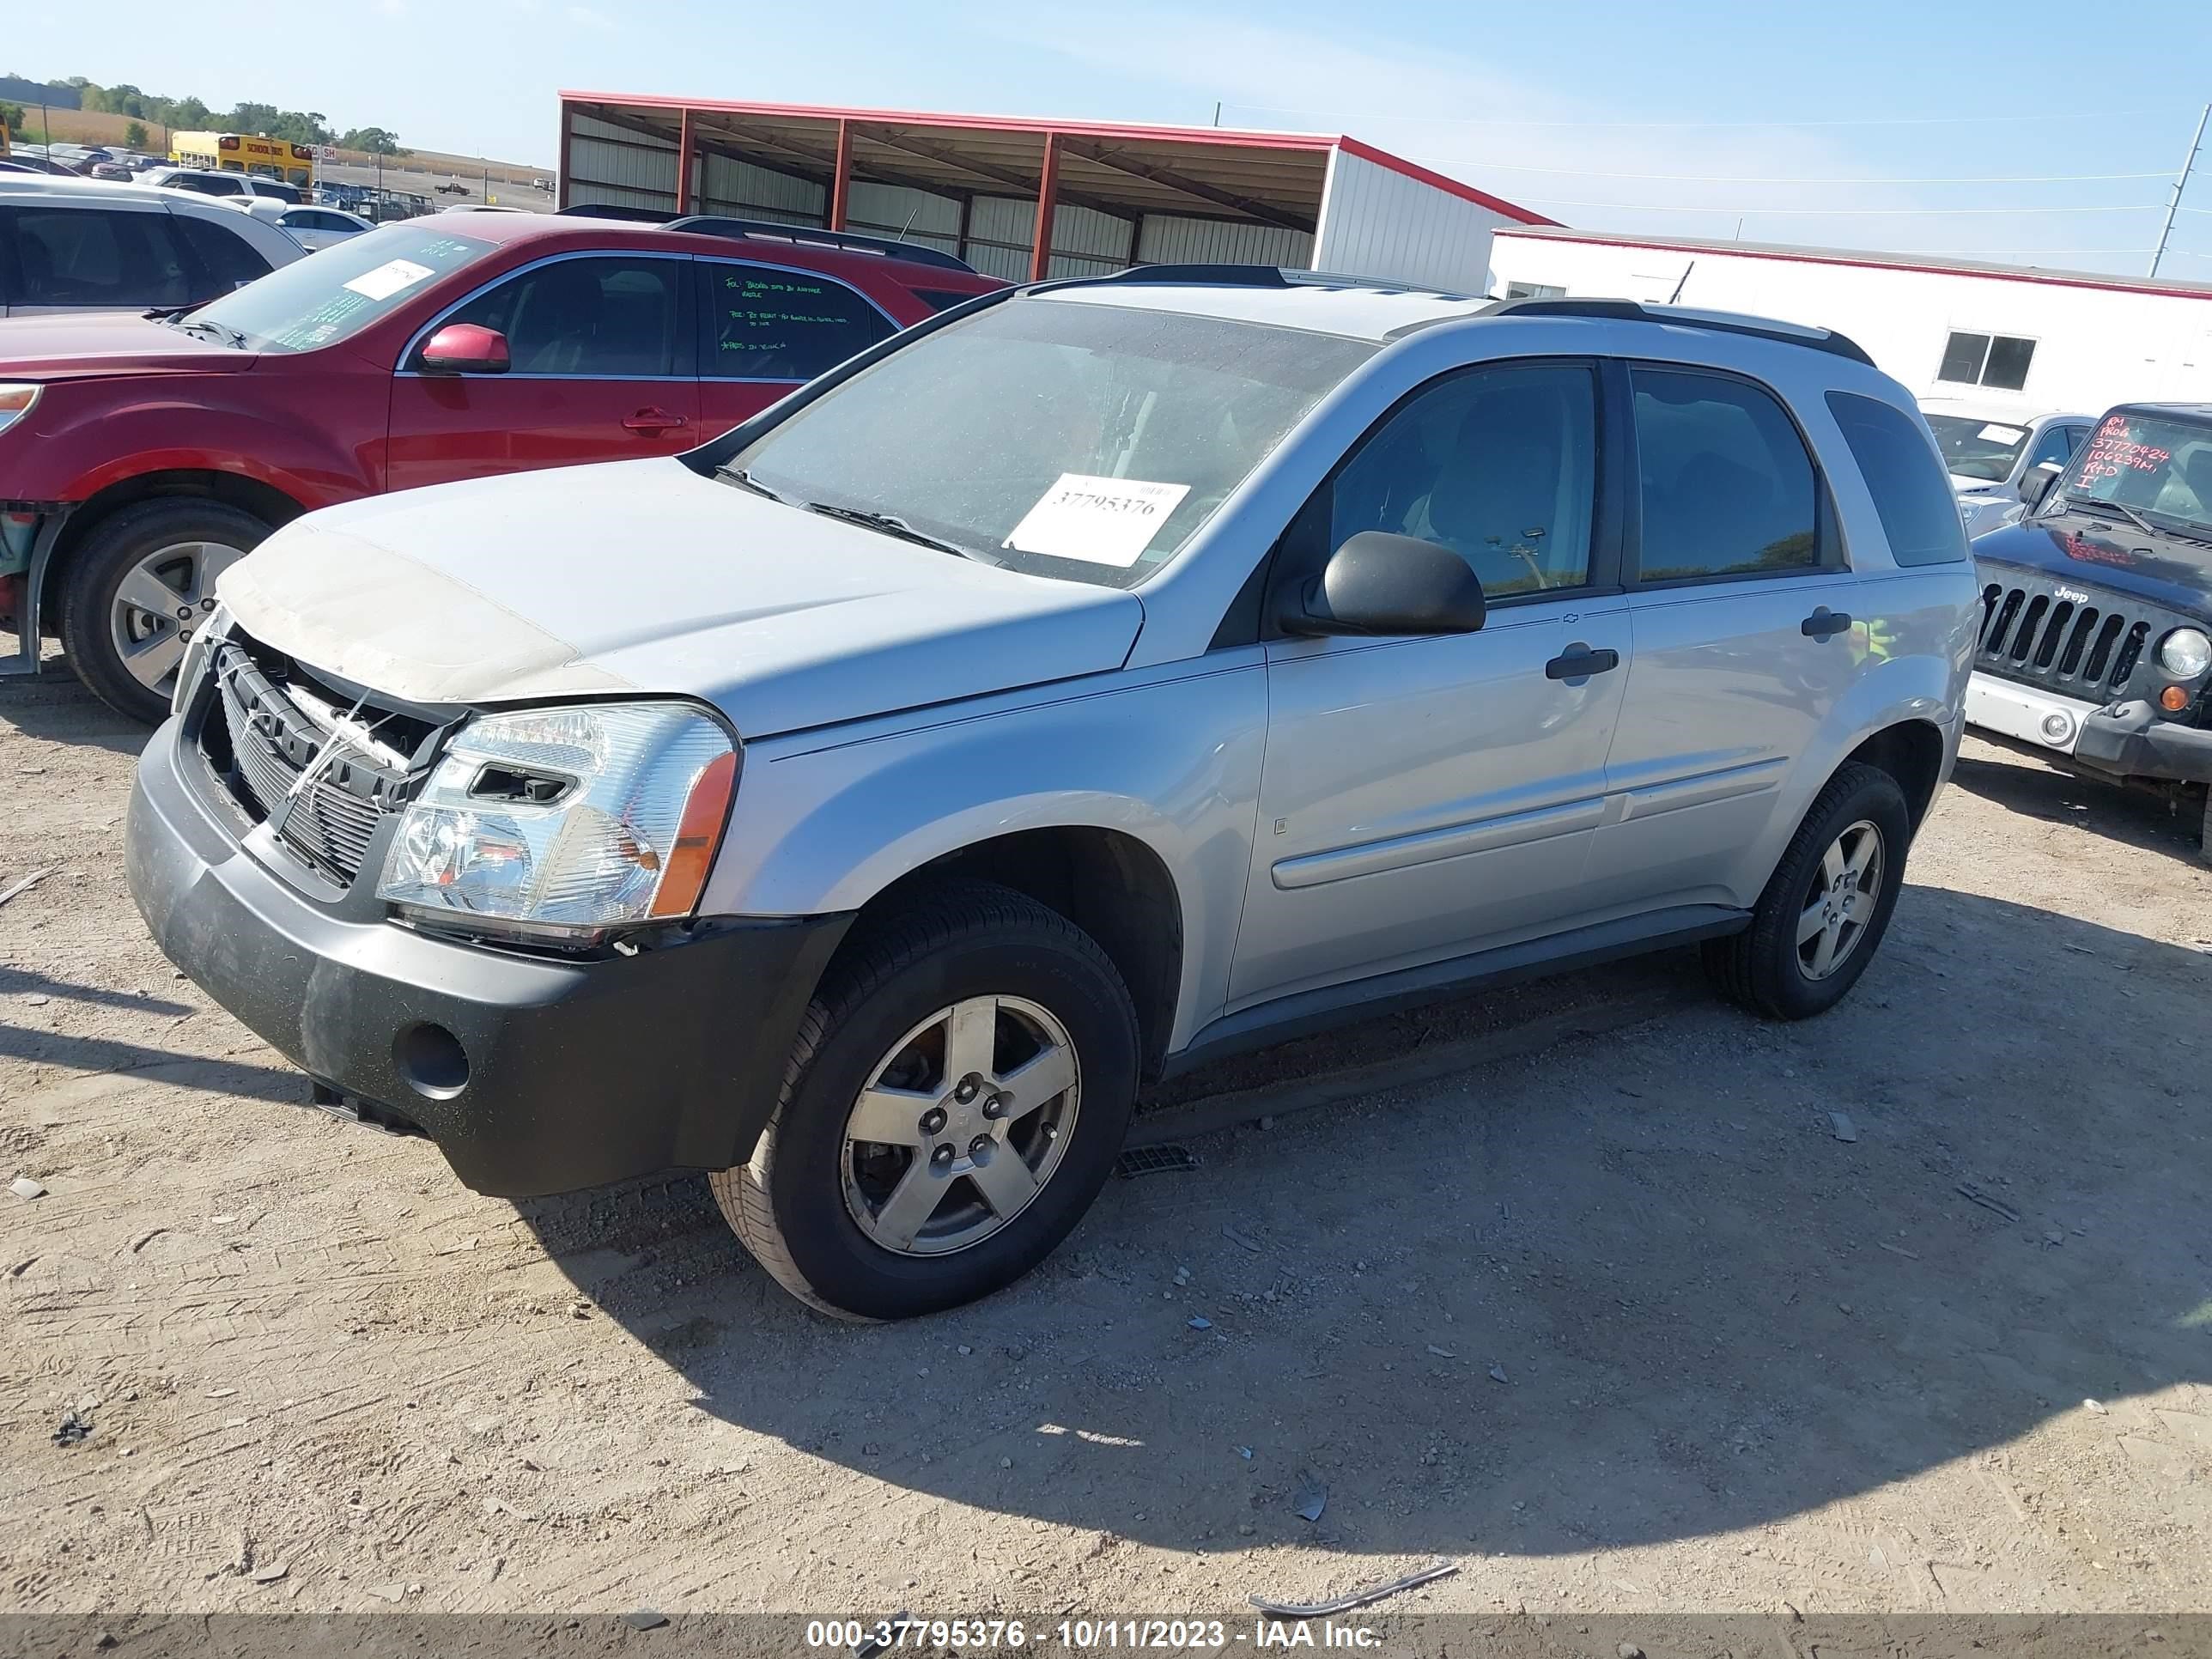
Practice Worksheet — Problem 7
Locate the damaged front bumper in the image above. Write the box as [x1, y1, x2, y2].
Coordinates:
[125, 715, 852, 1197]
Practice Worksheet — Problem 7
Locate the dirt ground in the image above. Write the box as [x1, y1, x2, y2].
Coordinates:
[3, 665, 2211, 1626]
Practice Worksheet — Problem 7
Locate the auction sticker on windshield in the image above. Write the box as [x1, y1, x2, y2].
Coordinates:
[1005, 474, 1192, 567]
[343, 259, 436, 302]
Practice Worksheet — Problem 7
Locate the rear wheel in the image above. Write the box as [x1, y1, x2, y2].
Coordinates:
[1705, 762, 1911, 1019]
[712, 879, 1139, 1321]
[60, 499, 269, 723]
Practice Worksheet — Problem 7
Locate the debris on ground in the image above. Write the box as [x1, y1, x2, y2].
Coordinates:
[1956, 1183, 2022, 1223]
[368, 1583, 404, 1603]
[53, 1410, 93, 1447]
[1829, 1111, 1858, 1143]
[1188, 1316, 1212, 1331]
[623, 1610, 669, 1631]
[129, 1226, 168, 1253]
[1222, 1224, 1264, 1253]
[10, 1176, 47, 1200]
[250, 1562, 289, 1584]
[1488, 1364, 1510, 1384]
[1250, 1559, 1456, 1617]
[1293, 1474, 1327, 1522]
[2085, 1399, 2109, 1414]
[0, 866, 58, 909]
[1427, 1345, 1457, 1358]
[1618, 1644, 1646, 1659]
[1237, 1446, 1253, 1460]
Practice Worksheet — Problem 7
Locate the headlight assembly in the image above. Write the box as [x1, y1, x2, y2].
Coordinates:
[379, 701, 738, 945]
[2158, 626, 2212, 681]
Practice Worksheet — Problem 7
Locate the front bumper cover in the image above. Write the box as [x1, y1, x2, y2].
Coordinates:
[126, 717, 852, 1197]
[2071, 698, 2212, 785]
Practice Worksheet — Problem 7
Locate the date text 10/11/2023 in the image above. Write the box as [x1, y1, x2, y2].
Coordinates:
[806, 1618, 1389, 1650]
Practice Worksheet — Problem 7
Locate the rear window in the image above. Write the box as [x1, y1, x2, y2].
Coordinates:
[1826, 392, 1971, 566]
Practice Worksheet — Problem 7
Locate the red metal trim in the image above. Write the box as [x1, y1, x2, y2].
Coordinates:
[830, 118, 852, 231]
[1031, 132, 1061, 283]
[1491, 228, 2212, 302]
[675, 107, 694, 214]
[558, 90, 1342, 152]
[1334, 137, 1555, 226]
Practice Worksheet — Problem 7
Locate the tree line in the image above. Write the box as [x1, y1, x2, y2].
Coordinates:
[0, 74, 407, 155]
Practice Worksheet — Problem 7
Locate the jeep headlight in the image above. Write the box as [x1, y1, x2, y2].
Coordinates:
[2157, 627, 2212, 681]
[379, 702, 738, 945]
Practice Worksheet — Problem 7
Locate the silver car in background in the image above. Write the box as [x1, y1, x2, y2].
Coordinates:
[1921, 397, 2094, 539]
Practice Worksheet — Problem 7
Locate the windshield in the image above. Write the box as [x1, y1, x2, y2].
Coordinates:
[2055, 410, 2212, 552]
[1923, 413, 2031, 483]
[726, 296, 1376, 586]
[178, 222, 499, 353]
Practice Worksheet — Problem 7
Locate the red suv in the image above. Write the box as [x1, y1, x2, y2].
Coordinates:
[0, 212, 1000, 720]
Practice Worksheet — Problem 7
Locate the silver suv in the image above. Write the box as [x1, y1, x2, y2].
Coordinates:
[126, 275, 1978, 1320]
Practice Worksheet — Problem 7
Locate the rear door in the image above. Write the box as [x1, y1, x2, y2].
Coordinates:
[385, 250, 699, 490]
[694, 256, 898, 434]
[0, 199, 197, 317]
[1579, 363, 1860, 915]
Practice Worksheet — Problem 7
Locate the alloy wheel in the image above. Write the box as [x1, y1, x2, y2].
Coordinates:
[1796, 818, 1884, 981]
[108, 540, 246, 696]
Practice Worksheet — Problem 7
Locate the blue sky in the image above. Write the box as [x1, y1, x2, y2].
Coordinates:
[13, 0, 2212, 276]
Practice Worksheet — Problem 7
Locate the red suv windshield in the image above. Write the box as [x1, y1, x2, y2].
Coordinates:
[179, 222, 499, 353]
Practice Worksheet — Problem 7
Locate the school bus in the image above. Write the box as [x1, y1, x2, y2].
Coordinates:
[168, 131, 314, 186]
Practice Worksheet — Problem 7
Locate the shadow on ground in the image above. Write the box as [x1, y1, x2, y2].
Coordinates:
[1951, 741, 2206, 867]
[519, 886, 2212, 1561]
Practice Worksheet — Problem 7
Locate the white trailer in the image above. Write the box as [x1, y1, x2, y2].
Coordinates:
[556, 95, 1553, 293]
[1489, 228, 2212, 415]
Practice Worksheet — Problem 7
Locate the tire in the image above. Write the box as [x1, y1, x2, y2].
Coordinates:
[1704, 761, 1912, 1020]
[59, 498, 270, 724]
[711, 878, 1139, 1321]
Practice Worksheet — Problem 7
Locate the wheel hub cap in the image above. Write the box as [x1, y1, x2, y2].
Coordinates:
[841, 995, 1081, 1257]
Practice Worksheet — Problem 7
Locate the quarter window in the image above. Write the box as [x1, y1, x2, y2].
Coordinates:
[1824, 391, 1968, 568]
[174, 214, 273, 292]
[439, 256, 681, 377]
[1631, 368, 1821, 581]
[700, 264, 894, 380]
[1327, 363, 1599, 597]
[1, 206, 194, 307]
[1936, 329, 2036, 392]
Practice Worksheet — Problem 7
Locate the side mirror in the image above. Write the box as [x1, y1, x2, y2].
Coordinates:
[1279, 531, 1488, 638]
[2018, 460, 2064, 513]
[418, 323, 510, 375]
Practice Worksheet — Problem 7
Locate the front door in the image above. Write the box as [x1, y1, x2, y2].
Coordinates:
[1228, 361, 1632, 1010]
[1580, 364, 1858, 915]
[385, 252, 698, 491]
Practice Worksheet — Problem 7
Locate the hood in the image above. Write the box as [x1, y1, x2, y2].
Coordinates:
[1950, 474, 2009, 497]
[217, 459, 1146, 738]
[1973, 504, 2212, 617]
[0, 312, 256, 380]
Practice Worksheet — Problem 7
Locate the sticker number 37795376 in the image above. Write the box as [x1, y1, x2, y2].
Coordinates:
[1004, 473, 1193, 568]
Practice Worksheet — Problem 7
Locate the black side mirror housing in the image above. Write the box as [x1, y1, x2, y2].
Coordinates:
[2018, 460, 2064, 513]
[1279, 531, 1488, 638]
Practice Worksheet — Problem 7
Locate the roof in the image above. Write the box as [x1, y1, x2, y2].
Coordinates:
[1043, 276, 1492, 341]
[560, 93, 1553, 231]
[1494, 227, 2212, 303]
[1919, 397, 2091, 425]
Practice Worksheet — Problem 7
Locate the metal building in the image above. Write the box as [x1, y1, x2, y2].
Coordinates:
[556, 94, 1552, 291]
[1489, 227, 2212, 416]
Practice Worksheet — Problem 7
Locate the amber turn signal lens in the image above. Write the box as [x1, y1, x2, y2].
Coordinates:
[2160, 685, 2191, 713]
[647, 750, 738, 918]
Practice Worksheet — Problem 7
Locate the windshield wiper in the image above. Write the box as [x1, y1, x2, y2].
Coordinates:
[801, 501, 969, 559]
[2065, 494, 2212, 550]
[720, 465, 792, 504]
[173, 318, 247, 349]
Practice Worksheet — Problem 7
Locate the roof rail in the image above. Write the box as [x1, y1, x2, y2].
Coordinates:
[1095, 263, 1292, 287]
[1478, 296, 1875, 367]
[664, 214, 978, 273]
[555, 203, 673, 223]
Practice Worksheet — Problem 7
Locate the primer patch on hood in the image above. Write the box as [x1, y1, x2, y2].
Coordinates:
[218, 522, 631, 706]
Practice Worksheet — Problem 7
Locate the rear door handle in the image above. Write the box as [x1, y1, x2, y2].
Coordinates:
[623, 408, 688, 433]
[1802, 608, 1853, 641]
[1545, 642, 1621, 682]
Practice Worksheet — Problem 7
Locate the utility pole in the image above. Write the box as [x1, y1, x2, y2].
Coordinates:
[2149, 101, 2209, 279]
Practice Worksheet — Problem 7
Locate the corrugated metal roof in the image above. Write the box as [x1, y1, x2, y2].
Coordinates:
[1494, 227, 2212, 302]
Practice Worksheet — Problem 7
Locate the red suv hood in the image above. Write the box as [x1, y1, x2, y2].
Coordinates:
[0, 313, 257, 380]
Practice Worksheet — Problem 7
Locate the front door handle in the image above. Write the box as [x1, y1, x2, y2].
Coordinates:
[1802, 607, 1853, 641]
[1545, 642, 1621, 682]
[623, 407, 688, 433]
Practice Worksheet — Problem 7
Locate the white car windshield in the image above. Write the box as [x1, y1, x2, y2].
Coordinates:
[726, 295, 1376, 586]
[1924, 413, 2030, 483]
[172, 222, 498, 353]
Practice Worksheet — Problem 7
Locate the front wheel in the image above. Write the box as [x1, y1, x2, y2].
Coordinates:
[712, 879, 1139, 1321]
[59, 499, 270, 723]
[1705, 761, 1911, 1020]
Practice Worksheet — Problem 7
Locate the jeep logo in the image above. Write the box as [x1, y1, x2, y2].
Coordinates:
[2055, 586, 2092, 604]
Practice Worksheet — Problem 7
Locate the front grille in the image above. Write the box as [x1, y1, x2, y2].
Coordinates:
[1975, 569, 2155, 700]
[204, 639, 422, 884]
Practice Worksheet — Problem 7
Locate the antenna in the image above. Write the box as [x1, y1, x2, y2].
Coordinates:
[1668, 261, 1695, 304]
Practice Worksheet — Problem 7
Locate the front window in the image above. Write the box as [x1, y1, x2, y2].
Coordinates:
[725, 296, 1376, 586]
[1923, 413, 2031, 483]
[175, 222, 499, 353]
[2054, 410, 2212, 565]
